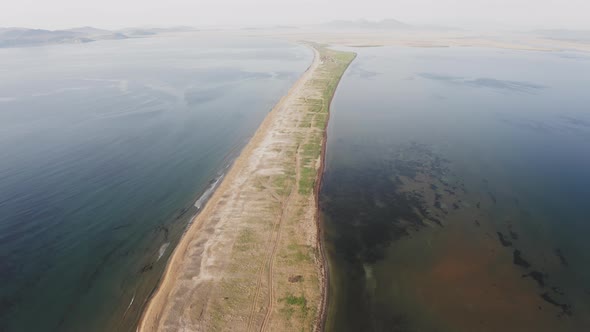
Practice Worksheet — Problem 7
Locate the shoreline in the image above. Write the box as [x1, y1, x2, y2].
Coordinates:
[138, 42, 355, 331]
[313, 52, 357, 332]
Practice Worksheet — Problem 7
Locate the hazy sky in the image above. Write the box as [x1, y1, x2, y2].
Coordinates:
[3, 0, 590, 30]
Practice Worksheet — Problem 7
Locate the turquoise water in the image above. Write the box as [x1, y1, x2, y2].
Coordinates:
[0, 35, 312, 331]
[322, 46, 590, 331]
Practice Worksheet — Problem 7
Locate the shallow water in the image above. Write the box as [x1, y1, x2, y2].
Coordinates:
[0, 34, 312, 331]
[321, 46, 590, 331]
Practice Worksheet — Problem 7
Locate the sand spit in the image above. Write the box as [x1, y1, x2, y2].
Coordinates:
[138, 43, 355, 332]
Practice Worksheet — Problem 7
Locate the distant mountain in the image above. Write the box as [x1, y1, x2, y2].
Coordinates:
[119, 26, 196, 36]
[64, 26, 113, 35]
[0, 28, 91, 47]
[119, 29, 157, 37]
[318, 19, 411, 30]
[0, 27, 129, 48]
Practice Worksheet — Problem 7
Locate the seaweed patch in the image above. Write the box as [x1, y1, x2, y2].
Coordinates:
[513, 250, 531, 268]
[523, 271, 546, 287]
[540, 293, 572, 316]
[497, 232, 513, 247]
[554, 249, 569, 267]
[322, 143, 458, 265]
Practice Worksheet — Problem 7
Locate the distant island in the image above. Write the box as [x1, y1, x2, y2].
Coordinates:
[0, 26, 196, 48]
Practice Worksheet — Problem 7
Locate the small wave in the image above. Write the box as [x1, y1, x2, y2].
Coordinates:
[194, 174, 224, 210]
[122, 293, 135, 318]
[157, 242, 170, 261]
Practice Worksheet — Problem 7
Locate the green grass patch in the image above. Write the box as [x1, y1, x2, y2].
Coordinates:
[294, 249, 312, 262]
[284, 294, 307, 307]
[296, 44, 356, 194]
[298, 166, 315, 195]
[303, 141, 320, 158]
[286, 244, 313, 263]
[314, 113, 327, 129]
[280, 294, 310, 324]
[299, 113, 314, 128]
[280, 306, 295, 320]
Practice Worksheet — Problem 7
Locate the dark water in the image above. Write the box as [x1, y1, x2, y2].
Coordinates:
[0, 35, 312, 331]
[321, 46, 590, 331]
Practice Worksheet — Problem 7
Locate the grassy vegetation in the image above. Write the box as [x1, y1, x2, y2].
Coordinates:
[280, 293, 311, 328]
[298, 167, 316, 195]
[314, 113, 327, 129]
[285, 294, 307, 306]
[299, 113, 314, 128]
[248, 44, 355, 330]
[297, 45, 356, 195]
[285, 243, 313, 263]
[263, 44, 356, 330]
[272, 174, 293, 197]
[235, 227, 256, 252]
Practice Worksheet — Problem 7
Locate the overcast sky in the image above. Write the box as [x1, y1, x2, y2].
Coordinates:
[3, 0, 590, 30]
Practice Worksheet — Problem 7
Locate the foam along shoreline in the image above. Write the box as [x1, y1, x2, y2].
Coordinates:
[138, 43, 355, 331]
[194, 173, 224, 210]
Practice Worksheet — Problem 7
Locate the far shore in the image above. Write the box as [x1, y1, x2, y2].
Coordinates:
[164, 28, 590, 53]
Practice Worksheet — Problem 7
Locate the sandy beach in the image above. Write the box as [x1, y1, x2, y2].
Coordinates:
[138, 43, 355, 331]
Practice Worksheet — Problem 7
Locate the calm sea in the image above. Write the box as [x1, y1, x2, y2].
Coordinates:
[0, 34, 312, 331]
[321, 46, 590, 331]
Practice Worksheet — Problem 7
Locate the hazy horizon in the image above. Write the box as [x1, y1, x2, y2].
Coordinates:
[3, 0, 590, 31]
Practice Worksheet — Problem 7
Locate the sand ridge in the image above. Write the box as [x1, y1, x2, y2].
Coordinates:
[138, 43, 355, 332]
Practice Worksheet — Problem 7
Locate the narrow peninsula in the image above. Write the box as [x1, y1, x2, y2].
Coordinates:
[139, 43, 356, 331]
